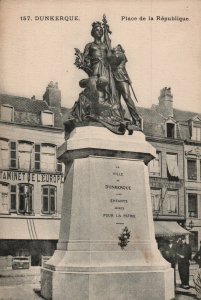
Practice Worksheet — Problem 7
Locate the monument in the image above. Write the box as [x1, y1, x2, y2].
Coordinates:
[41, 15, 174, 300]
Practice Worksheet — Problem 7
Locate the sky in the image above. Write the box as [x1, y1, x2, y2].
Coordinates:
[0, 0, 201, 113]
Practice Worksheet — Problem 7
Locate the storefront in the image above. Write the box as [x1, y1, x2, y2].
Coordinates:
[154, 220, 190, 251]
[0, 217, 60, 267]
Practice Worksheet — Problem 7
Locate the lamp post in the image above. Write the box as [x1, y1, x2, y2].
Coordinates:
[187, 220, 201, 230]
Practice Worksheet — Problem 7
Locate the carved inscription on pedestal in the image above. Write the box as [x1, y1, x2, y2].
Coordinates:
[102, 163, 136, 225]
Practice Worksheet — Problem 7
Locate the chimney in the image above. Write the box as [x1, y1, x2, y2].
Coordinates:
[43, 81, 61, 109]
[157, 87, 173, 117]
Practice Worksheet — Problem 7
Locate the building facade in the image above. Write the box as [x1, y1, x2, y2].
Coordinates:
[139, 87, 201, 252]
[178, 114, 201, 251]
[0, 84, 200, 267]
[0, 82, 69, 266]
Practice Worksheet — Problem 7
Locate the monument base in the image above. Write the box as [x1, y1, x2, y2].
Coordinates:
[41, 127, 175, 300]
[41, 267, 174, 300]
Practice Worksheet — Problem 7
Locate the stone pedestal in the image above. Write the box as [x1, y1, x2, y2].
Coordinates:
[41, 126, 174, 300]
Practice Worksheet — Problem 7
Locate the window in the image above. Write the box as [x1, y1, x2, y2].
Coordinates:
[0, 139, 9, 169]
[57, 159, 63, 173]
[41, 145, 56, 172]
[188, 193, 198, 218]
[42, 185, 56, 214]
[167, 190, 178, 213]
[192, 126, 201, 142]
[187, 159, 197, 180]
[10, 141, 17, 168]
[189, 232, 198, 252]
[0, 105, 14, 122]
[166, 153, 180, 179]
[18, 142, 33, 170]
[34, 144, 57, 172]
[151, 189, 161, 212]
[18, 184, 33, 214]
[0, 183, 9, 213]
[148, 152, 161, 177]
[200, 160, 201, 180]
[41, 111, 54, 126]
[10, 185, 17, 212]
[166, 123, 175, 138]
[35, 144, 41, 171]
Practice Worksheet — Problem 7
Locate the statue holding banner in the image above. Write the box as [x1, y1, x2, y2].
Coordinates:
[72, 15, 141, 134]
[41, 15, 174, 300]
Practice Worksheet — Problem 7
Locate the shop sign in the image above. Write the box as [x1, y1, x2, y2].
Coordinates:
[0, 170, 64, 184]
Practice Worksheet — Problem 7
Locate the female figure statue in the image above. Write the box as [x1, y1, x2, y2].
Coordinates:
[72, 16, 141, 134]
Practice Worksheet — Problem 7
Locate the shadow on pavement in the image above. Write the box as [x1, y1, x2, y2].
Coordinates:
[34, 288, 45, 299]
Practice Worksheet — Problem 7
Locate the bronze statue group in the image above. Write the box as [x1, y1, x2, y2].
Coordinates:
[72, 15, 141, 135]
[162, 236, 201, 292]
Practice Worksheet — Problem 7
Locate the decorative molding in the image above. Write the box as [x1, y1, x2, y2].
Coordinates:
[146, 135, 184, 145]
[185, 147, 201, 157]
[150, 177, 184, 188]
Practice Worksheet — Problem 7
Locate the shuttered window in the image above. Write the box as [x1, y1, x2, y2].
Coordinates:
[0, 139, 9, 169]
[42, 186, 56, 214]
[41, 145, 56, 172]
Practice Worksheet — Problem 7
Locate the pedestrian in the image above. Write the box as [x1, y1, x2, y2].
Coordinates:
[162, 238, 177, 286]
[193, 242, 201, 299]
[193, 241, 201, 268]
[177, 236, 192, 289]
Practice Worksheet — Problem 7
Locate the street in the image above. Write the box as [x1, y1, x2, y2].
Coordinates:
[0, 267, 199, 300]
[0, 283, 41, 300]
[0, 282, 198, 300]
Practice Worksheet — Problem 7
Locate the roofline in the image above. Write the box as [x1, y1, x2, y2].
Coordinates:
[153, 215, 185, 221]
[173, 107, 201, 116]
[0, 93, 70, 111]
[0, 93, 199, 115]
[146, 135, 184, 145]
[0, 120, 64, 132]
[184, 139, 201, 146]
[0, 93, 35, 101]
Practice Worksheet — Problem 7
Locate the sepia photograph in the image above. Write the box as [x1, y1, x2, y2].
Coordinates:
[0, 0, 201, 299]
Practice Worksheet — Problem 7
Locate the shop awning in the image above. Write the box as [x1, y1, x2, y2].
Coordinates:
[0, 218, 60, 240]
[154, 221, 190, 237]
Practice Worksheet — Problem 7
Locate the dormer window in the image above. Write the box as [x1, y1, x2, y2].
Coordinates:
[166, 123, 175, 138]
[41, 110, 54, 126]
[192, 124, 201, 142]
[0, 104, 14, 122]
[189, 116, 201, 142]
[165, 117, 177, 139]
